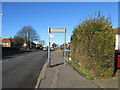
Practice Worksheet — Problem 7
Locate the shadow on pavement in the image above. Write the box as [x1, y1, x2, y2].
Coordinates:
[50, 62, 64, 67]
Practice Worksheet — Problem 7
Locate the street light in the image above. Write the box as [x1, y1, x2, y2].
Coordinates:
[0, 14, 4, 38]
[1, 14, 4, 16]
[0, 12, 3, 90]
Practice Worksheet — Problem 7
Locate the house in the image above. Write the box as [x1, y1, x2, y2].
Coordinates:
[22, 41, 27, 49]
[36, 44, 43, 49]
[1, 38, 15, 47]
[115, 27, 120, 50]
[31, 42, 36, 48]
[36, 44, 42, 48]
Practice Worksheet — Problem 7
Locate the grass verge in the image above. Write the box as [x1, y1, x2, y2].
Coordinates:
[68, 60, 94, 80]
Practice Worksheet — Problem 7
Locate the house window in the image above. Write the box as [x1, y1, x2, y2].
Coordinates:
[6, 43, 9, 45]
[2, 43, 5, 45]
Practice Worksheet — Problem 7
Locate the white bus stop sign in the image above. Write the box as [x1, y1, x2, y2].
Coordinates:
[50, 33, 54, 38]
[49, 28, 66, 33]
[48, 27, 66, 67]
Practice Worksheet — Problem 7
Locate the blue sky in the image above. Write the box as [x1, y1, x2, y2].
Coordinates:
[2, 2, 118, 45]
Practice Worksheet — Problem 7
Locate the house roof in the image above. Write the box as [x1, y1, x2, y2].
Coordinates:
[31, 42, 36, 45]
[114, 27, 120, 34]
[36, 44, 42, 46]
[10, 39, 15, 42]
[1, 38, 15, 43]
[2, 38, 11, 43]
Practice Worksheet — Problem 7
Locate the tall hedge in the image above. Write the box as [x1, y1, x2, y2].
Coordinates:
[71, 12, 115, 77]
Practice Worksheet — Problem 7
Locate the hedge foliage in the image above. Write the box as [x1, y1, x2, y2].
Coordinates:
[71, 12, 115, 77]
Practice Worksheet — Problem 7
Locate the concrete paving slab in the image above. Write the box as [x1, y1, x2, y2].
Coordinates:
[91, 79, 118, 88]
[50, 65, 60, 88]
[39, 51, 99, 88]
[57, 63, 99, 88]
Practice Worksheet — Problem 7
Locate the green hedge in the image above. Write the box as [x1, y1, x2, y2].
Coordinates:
[71, 12, 115, 77]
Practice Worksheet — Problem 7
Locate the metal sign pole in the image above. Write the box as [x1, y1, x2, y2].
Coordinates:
[64, 29, 66, 65]
[48, 27, 50, 67]
[48, 27, 66, 66]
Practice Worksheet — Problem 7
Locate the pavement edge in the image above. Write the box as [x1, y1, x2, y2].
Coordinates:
[35, 60, 48, 88]
[50, 65, 60, 88]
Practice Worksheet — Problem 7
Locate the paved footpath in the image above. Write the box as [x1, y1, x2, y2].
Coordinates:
[39, 51, 100, 88]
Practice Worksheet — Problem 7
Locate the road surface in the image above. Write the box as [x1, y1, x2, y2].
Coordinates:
[2, 50, 47, 88]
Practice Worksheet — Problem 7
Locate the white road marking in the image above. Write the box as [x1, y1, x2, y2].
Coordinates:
[0, 60, 8, 63]
[16, 56, 23, 58]
[27, 54, 32, 56]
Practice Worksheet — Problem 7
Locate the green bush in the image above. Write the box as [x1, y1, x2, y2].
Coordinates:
[71, 12, 115, 77]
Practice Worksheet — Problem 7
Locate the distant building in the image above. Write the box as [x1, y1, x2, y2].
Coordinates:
[115, 27, 120, 50]
[22, 41, 27, 48]
[36, 44, 42, 48]
[1, 38, 15, 47]
[31, 42, 36, 48]
[1, 38, 41, 49]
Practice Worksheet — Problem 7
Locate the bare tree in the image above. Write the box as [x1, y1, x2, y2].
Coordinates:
[16, 26, 40, 48]
[13, 36, 24, 47]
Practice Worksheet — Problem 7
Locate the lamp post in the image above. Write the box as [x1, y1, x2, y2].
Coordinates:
[0, 1, 3, 90]
[0, 14, 4, 40]
[1, 14, 4, 16]
[0, 0, 4, 38]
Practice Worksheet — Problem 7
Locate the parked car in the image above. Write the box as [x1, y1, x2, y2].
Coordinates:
[115, 50, 120, 69]
[43, 47, 47, 51]
[50, 47, 55, 51]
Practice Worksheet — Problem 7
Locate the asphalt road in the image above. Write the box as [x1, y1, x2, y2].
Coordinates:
[2, 50, 47, 88]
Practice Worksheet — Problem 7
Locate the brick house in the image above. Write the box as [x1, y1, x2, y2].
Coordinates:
[1, 38, 15, 47]
[36, 44, 42, 48]
[115, 27, 120, 50]
[23, 41, 27, 48]
[31, 42, 36, 48]
[1, 38, 41, 49]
